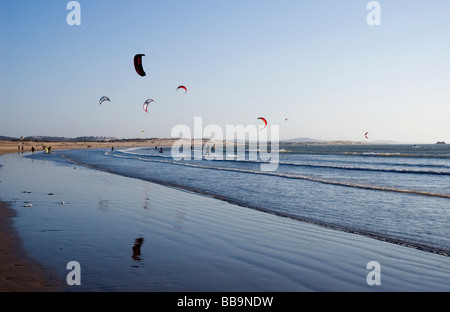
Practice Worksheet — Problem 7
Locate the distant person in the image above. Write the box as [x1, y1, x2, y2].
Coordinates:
[155, 146, 158, 150]
[31, 146, 35, 153]
[111, 146, 114, 151]
[159, 147, 163, 153]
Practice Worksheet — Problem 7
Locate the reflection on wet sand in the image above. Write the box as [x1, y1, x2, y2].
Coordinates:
[142, 196, 151, 210]
[98, 199, 110, 212]
[131, 237, 144, 267]
[174, 208, 186, 231]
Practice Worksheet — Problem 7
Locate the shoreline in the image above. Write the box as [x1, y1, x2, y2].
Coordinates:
[3, 138, 427, 156]
[0, 139, 179, 156]
[0, 201, 64, 292]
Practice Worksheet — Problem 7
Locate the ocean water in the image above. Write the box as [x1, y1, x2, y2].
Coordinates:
[41, 143, 450, 256]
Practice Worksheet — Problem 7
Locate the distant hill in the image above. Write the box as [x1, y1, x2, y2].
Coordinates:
[0, 135, 18, 141]
[281, 137, 359, 144]
[368, 140, 402, 144]
[281, 137, 325, 143]
[282, 138, 431, 145]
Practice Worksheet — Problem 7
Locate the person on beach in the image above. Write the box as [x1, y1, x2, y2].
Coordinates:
[31, 147, 35, 153]
[159, 147, 163, 153]
[111, 146, 114, 152]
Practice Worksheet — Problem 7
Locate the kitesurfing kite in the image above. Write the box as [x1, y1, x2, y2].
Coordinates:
[177, 85, 187, 94]
[143, 99, 154, 113]
[365, 132, 369, 139]
[99, 96, 110, 105]
[257, 117, 268, 129]
[134, 54, 146, 77]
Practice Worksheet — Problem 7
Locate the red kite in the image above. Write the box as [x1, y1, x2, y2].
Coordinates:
[258, 117, 267, 129]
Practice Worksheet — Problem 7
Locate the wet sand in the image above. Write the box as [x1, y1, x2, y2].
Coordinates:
[0, 140, 177, 292]
[0, 201, 64, 291]
[0, 139, 180, 292]
[0, 141, 132, 291]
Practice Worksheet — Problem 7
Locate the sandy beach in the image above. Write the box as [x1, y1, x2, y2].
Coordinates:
[1, 141, 450, 292]
[0, 139, 179, 156]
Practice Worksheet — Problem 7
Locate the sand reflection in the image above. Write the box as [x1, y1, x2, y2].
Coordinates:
[131, 237, 144, 267]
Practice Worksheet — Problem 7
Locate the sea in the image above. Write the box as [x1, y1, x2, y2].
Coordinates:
[36, 143, 450, 256]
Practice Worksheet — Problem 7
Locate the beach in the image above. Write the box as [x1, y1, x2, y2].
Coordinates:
[0, 139, 179, 156]
[0, 141, 449, 292]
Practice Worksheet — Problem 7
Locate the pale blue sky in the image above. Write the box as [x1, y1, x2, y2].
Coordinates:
[1, 0, 449, 143]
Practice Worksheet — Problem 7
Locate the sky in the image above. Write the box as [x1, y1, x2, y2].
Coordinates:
[1, 0, 449, 143]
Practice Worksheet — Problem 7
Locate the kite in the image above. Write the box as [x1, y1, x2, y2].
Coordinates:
[99, 96, 110, 105]
[365, 132, 369, 139]
[257, 117, 267, 129]
[143, 99, 154, 113]
[134, 54, 146, 77]
[177, 85, 187, 94]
